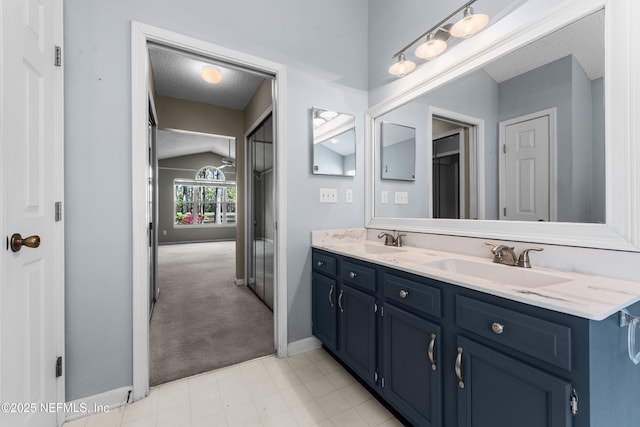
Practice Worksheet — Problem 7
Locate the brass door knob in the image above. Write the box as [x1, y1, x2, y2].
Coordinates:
[9, 233, 40, 252]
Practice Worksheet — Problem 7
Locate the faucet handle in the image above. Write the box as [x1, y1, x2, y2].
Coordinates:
[396, 234, 407, 247]
[484, 241, 499, 253]
[517, 247, 544, 268]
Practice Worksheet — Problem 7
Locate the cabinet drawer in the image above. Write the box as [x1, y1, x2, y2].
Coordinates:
[312, 251, 337, 277]
[384, 273, 441, 319]
[342, 260, 376, 292]
[456, 295, 571, 370]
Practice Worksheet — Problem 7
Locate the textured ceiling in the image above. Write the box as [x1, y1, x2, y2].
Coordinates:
[484, 9, 604, 83]
[149, 45, 267, 110]
[157, 129, 235, 161]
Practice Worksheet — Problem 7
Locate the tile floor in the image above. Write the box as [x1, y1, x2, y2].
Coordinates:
[63, 348, 404, 427]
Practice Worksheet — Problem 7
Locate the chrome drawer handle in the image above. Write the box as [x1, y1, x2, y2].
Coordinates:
[348, 271, 357, 279]
[399, 290, 409, 299]
[316, 261, 324, 267]
[455, 347, 464, 389]
[492, 322, 504, 335]
[328, 285, 334, 308]
[428, 334, 437, 371]
[338, 289, 344, 313]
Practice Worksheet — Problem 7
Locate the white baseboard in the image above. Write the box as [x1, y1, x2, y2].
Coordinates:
[287, 336, 322, 356]
[234, 277, 246, 285]
[65, 386, 132, 422]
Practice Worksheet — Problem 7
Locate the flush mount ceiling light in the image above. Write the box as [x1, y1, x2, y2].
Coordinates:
[201, 65, 222, 84]
[389, 0, 490, 77]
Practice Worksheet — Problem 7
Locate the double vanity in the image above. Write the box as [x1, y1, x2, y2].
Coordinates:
[311, 229, 640, 427]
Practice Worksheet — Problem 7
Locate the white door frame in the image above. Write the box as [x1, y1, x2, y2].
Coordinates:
[498, 108, 557, 222]
[428, 106, 485, 219]
[130, 22, 288, 401]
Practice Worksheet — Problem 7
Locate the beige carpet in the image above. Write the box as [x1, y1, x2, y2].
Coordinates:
[150, 241, 274, 386]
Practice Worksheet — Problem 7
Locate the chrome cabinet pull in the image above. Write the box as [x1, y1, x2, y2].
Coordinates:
[316, 260, 324, 267]
[328, 285, 334, 308]
[428, 333, 437, 371]
[455, 347, 464, 389]
[348, 271, 357, 279]
[399, 290, 409, 299]
[338, 289, 344, 312]
[491, 322, 504, 334]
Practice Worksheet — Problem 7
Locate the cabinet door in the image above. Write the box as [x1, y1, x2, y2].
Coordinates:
[339, 284, 377, 386]
[383, 303, 442, 427]
[456, 336, 572, 427]
[312, 273, 337, 352]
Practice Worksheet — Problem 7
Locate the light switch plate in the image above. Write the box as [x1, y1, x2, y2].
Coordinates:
[320, 188, 338, 203]
[345, 189, 353, 203]
[381, 191, 388, 204]
[395, 191, 408, 204]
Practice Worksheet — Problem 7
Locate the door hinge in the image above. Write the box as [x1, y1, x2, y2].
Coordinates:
[54, 46, 62, 67]
[503, 207, 507, 216]
[55, 202, 62, 222]
[503, 144, 506, 154]
[570, 389, 579, 415]
[55, 356, 62, 377]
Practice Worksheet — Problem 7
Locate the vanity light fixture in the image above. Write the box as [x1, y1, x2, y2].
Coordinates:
[388, 53, 417, 77]
[201, 65, 222, 84]
[389, 0, 489, 77]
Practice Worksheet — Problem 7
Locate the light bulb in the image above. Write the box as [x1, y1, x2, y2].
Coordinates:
[388, 54, 416, 77]
[201, 66, 222, 84]
[415, 34, 447, 60]
[450, 7, 489, 38]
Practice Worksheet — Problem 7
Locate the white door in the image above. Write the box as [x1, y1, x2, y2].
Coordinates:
[500, 112, 554, 222]
[1, 0, 64, 426]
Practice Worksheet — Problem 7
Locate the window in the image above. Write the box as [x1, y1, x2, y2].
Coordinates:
[174, 166, 236, 226]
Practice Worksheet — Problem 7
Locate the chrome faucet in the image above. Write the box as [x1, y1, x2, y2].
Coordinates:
[486, 242, 517, 266]
[485, 242, 544, 268]
[378, 232, 407, 247]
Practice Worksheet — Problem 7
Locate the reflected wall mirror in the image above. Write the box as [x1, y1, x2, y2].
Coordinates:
[365, 0, 640, 251]
[381, 122, 416, 181]
[312, 107, 356, 176]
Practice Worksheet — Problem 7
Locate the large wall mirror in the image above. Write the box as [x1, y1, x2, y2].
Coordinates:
[366, 0, 640, 251]
[312, 107, 356, 176]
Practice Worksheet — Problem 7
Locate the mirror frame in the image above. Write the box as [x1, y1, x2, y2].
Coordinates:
[365, 0, 640, 252]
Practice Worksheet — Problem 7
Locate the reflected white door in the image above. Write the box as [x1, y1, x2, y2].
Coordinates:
[500, 114, 551, 222]
[1, 0, 64, 426]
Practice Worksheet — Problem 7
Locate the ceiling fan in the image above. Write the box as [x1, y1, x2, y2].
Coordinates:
[218, 138, 236, 169]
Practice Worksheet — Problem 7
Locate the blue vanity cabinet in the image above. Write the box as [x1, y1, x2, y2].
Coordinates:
[311, 249, 378, 387]
[455, 336, 573, 427]
[338, 283, 377, 386]
[311, 251, 339, 351]
[383, 303, 443, 427]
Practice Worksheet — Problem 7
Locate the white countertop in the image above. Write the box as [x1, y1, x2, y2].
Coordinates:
[311, 229, 640, 321]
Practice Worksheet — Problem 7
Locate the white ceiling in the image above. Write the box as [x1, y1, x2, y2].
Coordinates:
[157, 129, 235, 161]
[484, 9, 604, 83]
[149, 45, 268, 160]
[148, 45, 267, 110]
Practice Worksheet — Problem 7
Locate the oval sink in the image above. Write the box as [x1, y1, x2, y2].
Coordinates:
[422, 258, 572, 288]
[338, 242, 407, 255]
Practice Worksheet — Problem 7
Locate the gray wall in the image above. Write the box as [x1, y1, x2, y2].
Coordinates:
[64, 0, 367, 401]
[158, 152, 237, 244]
[498, 55, 604, 223]
[374, 68, 500, 218]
